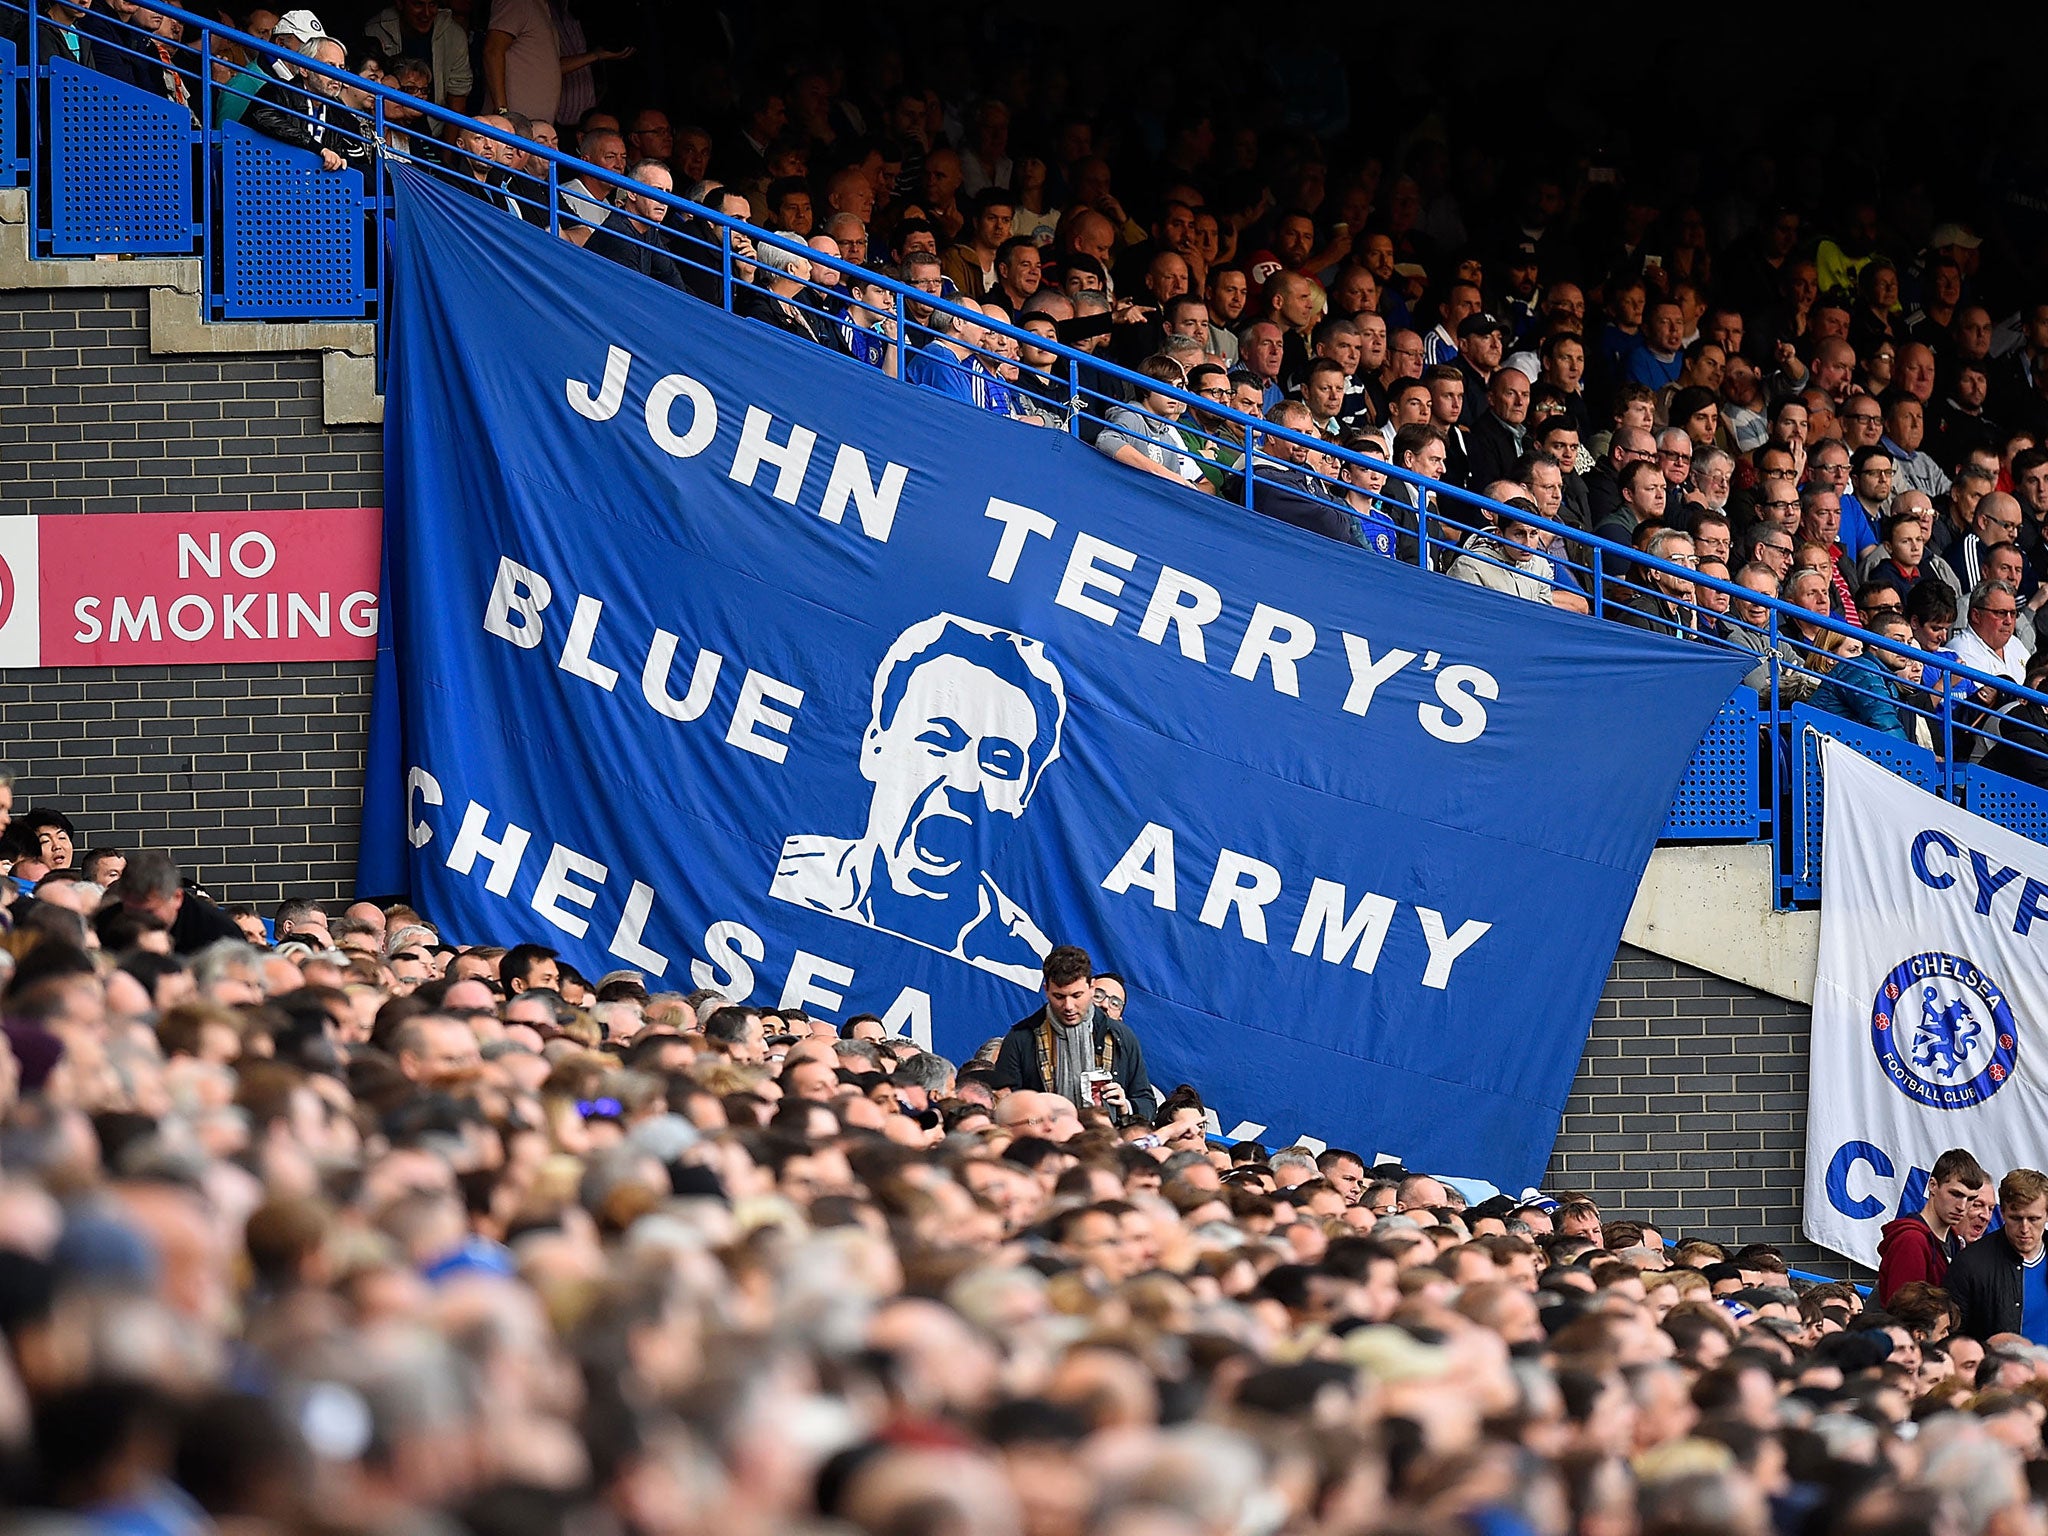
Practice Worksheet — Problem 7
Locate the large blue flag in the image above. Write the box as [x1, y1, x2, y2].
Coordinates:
[362, 168, 1747, 1186]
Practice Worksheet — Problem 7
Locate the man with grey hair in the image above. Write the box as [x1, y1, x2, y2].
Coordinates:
[825, 211, 868, 268]
[1946, 579, 2028, 701]
[244, 33, 351, 171]
[556, 126, 625, 243]
[1610, 527, 1703, 640]
[585, 160, 691, 291]
[192, 939, 268, 1007]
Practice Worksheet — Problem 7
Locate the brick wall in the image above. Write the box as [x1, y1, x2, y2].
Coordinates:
[1545, 944, 1841, 1271]
[0, 287, 380, 900]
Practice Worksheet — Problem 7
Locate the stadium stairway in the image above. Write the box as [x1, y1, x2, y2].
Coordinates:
[0, 186, 383, 426]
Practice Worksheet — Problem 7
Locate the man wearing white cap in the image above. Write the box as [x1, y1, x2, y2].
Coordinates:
[261, 8, 326, 90]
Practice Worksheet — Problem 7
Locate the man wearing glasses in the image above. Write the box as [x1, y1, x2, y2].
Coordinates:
[1841, 396, 1886, 451]
[1840, 446, 1895, 562]
[1944, 579, 2030, 703]
[1746, 525, 1797, 582]
[1655, 427, 1694, 501]
[1940, 491, 2027, 594]
[1610, 528, 1702, 641]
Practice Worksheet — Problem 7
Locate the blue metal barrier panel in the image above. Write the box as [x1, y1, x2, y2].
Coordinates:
[0, 40, 21, 186]
[215, 122, 371, 318]
[1661, 690, 1764, 841]
[44, 56, 195, 254]
[1963, 763, 2048, 845]
[1789, 704, 1940, 901]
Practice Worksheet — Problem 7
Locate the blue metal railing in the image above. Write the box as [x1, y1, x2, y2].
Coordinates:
[6, 0, 2048, 908]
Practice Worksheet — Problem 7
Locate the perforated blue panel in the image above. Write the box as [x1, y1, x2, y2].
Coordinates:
[1788, 705, 1944, 901]
[44, 56, 194, 253]
[1963, 765, 2048, 845]
[215, 123, 372, 318]
[1661, 691, 1764, 841]
[0, 40, 22, 186]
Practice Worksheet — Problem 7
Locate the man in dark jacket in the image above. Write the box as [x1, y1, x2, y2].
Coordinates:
[103, 848, 242, 955]
[586, 161, 692, 292]
[1945, 1167, 2048, 1343]
[1876, 1147, 1988, 1305]
[3, 0, 96, 71]
[244, 35, 360, 174]
[989, 944, 1158, 1123]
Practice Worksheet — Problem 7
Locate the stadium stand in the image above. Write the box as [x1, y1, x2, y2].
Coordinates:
[4, 7, 2048, 1533]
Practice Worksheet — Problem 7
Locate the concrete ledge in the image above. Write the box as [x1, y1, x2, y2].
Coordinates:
[1623, 843, 1819, 1002]
[147, 287, 375, 358]
[322, 350, 384, 426]
[0, 186, 383, 425]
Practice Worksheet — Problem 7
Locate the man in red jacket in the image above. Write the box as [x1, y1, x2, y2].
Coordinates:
[1877, 1148, 1989, 1305]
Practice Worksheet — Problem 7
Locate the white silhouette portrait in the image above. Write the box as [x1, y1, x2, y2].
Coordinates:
[769, 613, 1067, 986]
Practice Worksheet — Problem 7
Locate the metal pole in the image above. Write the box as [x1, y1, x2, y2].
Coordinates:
[720, 217, 733, 313]
[199, 27, 213, 301]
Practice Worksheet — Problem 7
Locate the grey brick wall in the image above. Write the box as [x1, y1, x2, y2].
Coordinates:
[0, 290, 380, 515]
[1545, 944, 1845, 1272]
[0, 287, 380, 899]
[0, 662, 373, 904]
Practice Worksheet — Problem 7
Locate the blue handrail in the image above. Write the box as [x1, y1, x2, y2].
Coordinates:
[9, 0, 2048, 909]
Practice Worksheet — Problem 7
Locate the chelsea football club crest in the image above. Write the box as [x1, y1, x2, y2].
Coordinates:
[1870, 952, 2019, 1110]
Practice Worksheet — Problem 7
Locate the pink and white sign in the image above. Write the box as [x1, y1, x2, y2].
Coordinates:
[0, 508, 382, 668]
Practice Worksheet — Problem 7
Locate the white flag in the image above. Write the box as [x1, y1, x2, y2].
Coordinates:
[1804, 738, 2048, 1268]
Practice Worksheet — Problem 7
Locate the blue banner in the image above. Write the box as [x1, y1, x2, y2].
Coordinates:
[363, 169, 1747, 1186]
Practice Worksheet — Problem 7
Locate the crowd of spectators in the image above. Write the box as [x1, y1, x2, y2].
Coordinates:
[17, 2, 2048, 749]
[9, 774, 2048, 1536]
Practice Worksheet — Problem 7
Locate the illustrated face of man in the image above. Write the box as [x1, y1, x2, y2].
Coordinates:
[864, 653, 1039, 899]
